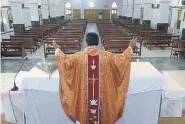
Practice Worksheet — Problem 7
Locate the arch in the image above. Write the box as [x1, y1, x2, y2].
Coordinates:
[65, 2, 71, 8]
[112, 2, 117, 8]
[89, 1, 94, 8]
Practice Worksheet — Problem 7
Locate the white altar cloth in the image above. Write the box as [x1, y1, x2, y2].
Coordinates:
[20, 62, 166, 124]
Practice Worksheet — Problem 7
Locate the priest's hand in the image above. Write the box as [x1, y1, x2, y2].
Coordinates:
[53, 40, 60, 49]
[129, 37, 137, 48]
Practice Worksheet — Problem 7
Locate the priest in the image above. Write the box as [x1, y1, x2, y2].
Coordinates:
[54, 33, 137, 124]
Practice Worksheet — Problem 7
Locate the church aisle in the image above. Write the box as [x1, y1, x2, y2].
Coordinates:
[81, 23, 104, 51]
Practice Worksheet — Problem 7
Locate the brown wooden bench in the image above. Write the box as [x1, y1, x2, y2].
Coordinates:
[2, 38, 36, 53]
[171, 40, 185, 58]
[1, 41, 26, 58]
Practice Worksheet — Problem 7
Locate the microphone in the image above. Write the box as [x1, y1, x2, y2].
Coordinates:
[11, 58, 28, 91]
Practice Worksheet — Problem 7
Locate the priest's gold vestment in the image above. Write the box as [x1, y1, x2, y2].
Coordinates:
[56, 46, 131, 124]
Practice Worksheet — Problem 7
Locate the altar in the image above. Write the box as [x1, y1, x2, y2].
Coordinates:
[2, 62, 167, 124]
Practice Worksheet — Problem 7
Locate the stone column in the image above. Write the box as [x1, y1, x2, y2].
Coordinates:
[126, 0, 133, 21]
[59, 0, 65, 19]
[41, 0, 49, 24]
[180, 9, 185, 40]
[29, 0, 40, 27]
[49, 0, 56, 21]
[1, 8, 11, 32]
[133, 0, 141, 24]
[81, 0, 84, 19]
[142, 0, 152, 27]
[122, 0, 128, 19]
[156, 0, 171, 33]
[10, 0, 25, 34]
[22, 0, 31, 27]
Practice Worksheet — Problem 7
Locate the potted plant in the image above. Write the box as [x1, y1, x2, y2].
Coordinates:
[182, 0, 185, 5]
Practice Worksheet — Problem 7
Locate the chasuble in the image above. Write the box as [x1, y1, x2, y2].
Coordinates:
[56, 46, 132, 124]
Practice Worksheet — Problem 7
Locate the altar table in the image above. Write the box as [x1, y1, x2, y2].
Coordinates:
[20, 62, 166, 124]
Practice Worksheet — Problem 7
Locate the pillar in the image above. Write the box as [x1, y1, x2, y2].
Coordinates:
[10, 0, 25, 34]
[133, 0, 141, 24]
[142, 0, 152, 27]
[59, 0, 65, 19]
[81, 0, 84, 19]
[1, 8, 11, 32]
[22, 0, 31, 27]
[156, 0, 171, 33]
[170, 8, 178, 29]
[29, 0, 40, 27]
[41, 0, 49, 24]
[55, 5, 62, 20]
[180, 9, 185, 40]
[122, 0, 128, 19]
[1, 0, 11, 32]
[49, 0, 58, 21]
[126, 0, 133, 21]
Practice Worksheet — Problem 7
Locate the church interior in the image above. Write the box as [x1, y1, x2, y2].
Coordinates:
[1, 0, 185, 124]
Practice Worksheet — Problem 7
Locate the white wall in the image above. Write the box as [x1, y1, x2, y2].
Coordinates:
[10, 2, 24, 24]
[23, 8, 31, 27]
[1, 8, 11, 32]
[151, 9, 159, 25]
[68, 0, 123, 15]
[158, 1, 170, 23]
[143, 3, 152, 20]
[30, 3, 39, 21]
[170, 8, 178, 29]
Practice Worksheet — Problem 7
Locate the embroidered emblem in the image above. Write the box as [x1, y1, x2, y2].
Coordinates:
[91, 59, 96, 70]
[90, 109, 97, 114]
[90, 99, 98, 105]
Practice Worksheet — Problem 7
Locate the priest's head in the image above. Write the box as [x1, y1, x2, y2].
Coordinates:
[86, 32, 99, 46]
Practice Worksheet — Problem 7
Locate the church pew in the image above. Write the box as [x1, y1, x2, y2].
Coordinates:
[43, 20, 87, 57]
[144, 35, 180, 50]
[44, 40, 81, 57]
[1, 19, 70, 58]
[171, 40, 185, 58]
[2, 38, 36, 53]
[1, 41, 26, 58]
[97, 20, 142, 55]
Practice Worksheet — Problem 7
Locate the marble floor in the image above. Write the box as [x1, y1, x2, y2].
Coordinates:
[1, 23, 185, 90]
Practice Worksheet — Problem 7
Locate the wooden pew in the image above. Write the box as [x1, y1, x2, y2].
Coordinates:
[44, 19, 87, 57]
[171, 40, 185, 58]
[44, 39, 81, 57]
[2, 38, 36, 53]
[1, 41, 26, 58]
[97, 20, 142, 55]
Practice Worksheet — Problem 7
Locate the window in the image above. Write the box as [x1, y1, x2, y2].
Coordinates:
[89, 1, 94, 8]
[65, 2, 71, 8]
[112, 2, 117, 8]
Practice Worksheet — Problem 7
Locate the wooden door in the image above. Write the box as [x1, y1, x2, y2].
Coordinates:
[84, 9, 99, 22]
[73, 9, 81, 19]
[103, 9, 110, 19]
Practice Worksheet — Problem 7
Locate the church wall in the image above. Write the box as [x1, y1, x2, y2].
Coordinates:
[70, 0, 123, 16]
[1, 8, 12, 33]
[23, 8, 31, 27]
[170, 8, 178, 29]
